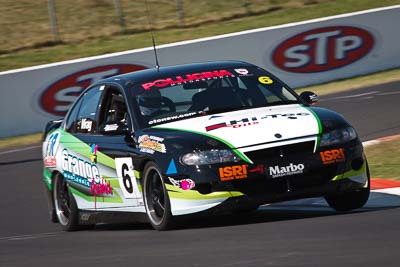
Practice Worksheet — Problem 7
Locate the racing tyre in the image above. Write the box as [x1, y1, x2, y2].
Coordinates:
[53, 173, 80, 231]
[143, 162, 175, 231]
[325, 162, 370, 212]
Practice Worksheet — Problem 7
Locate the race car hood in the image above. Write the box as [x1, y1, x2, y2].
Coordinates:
[154, 104, 321, 150]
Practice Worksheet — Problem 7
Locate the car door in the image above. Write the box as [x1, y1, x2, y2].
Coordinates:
[59, 84, 143, 212]
[86, 84, 144, 210]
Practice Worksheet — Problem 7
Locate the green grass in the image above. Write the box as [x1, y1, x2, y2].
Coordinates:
[0, 133, 42, 149]
[1, 0, 400, 71]
[365, 137, 400, 180]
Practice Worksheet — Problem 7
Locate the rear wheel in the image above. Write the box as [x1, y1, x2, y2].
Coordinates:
[325, 163, 370, 212]
[53, 173, 80, 231]
[143, 162, 174, 230]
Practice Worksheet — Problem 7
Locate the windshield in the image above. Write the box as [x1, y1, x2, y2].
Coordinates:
[131, 66, 299, 127]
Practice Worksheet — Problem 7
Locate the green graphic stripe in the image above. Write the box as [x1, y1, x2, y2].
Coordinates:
[59, 129, 116, 169]
[166, 184, 243, 200]
[69, 186, 123, 203]
[153, 126, 252, 164]
[303, 106, 322, 148]
[102, 176, 120, 189]
[331, 162, 367, 181]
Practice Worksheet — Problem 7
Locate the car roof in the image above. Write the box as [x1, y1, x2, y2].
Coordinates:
[98, 60, 257, 86]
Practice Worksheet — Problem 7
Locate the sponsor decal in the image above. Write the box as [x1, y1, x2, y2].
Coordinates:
[206, 113, 309, 131]
[219, 164, 248, 181]
[104, 123, 119, 131]
[166, 159, 178, 175]
[90, 178, 112, 196]
[80, 213, 91, 221]
[44, 131, 60, 168]
[206, 118, 258, 132]
[141, 69, 235, 90]
[115, 157, 143, 201]
[90, 177, 113, 209]
[269, 163, 304, 178]
[138, 135, 166, 154]
[39, 64, 147, 116]
[209, 115, 223, 120]
[272, 26, 374, 73]
[168, 177, 195, 190]
[90, 144, 98, 163]
[148, 112, 199, 125]
[249, 165, 266, 174]
[320, 148, 345, 164]
[44, 157, 57, 168]
[62, 148, 101, 187]
[234, 68, 249, 75]
[258, 76, 273, 84]
[80, 118, 93, 132]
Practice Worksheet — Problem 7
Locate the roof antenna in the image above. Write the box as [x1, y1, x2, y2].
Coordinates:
[144, 0, 160, 71]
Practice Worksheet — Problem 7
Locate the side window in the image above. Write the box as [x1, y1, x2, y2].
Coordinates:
[64, 96, 84, 132]
[98, 87, 130, 135]
[75, 86, 103, 134]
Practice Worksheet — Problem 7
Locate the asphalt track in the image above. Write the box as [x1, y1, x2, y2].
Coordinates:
[1, 81, 399, 267]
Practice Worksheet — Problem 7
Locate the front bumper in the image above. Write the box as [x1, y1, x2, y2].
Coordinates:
[166, 139, 368, 215]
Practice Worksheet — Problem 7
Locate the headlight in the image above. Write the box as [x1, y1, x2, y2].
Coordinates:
[181, 149, 240, 166]
[320, 127, 357, 146]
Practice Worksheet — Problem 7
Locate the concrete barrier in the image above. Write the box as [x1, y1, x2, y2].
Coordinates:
[0, 5, 399, 137]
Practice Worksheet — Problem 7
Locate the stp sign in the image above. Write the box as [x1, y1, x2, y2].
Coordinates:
[272, 26, 374, 73]
[40, 64, 147, 116]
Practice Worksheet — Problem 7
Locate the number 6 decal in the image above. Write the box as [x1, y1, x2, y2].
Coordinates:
[115, 158, 142, 199]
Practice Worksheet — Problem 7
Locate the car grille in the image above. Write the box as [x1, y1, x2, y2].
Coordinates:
[244, 141, 315, 162]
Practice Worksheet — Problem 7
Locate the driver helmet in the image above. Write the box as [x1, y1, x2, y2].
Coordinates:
[137, 89, 162, 116]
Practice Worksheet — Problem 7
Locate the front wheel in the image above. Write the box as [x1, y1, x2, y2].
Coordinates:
[325, 163, 370, 212]
[53, 173, 80, 231]
[143, 162, 175, 231]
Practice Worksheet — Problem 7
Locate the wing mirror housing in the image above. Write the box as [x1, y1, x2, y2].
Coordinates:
[300, 91, 318, 106]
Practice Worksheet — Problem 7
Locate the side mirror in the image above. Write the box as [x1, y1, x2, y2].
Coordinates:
[100, 123, 130, 136]
[300, 91, 318, 105]
[43, 119, 63, 140]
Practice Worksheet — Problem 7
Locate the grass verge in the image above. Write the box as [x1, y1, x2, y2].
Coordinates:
[1, 0, 400, 71]
[365, 136, 400, 180]
[0, 133, 42, 149]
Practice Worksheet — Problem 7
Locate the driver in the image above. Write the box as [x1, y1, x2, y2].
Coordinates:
[137, 89, 163, 117]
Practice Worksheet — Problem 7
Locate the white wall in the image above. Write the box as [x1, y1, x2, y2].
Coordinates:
[0, 5, 399, 137]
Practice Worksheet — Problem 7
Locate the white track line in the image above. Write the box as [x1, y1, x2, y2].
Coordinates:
[0, 231, 61, 241]
[378, 91, 400, 96]
[0, 145, 41, 156]
[323, 91, 379, 101]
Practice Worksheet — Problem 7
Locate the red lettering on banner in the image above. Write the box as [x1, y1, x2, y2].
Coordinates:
[142, 69, 234, 90]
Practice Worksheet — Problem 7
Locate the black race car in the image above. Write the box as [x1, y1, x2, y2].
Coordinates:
[42, 61, 370, 231]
